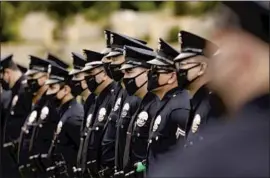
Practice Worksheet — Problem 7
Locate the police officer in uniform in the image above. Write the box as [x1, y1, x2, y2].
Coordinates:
[16, 55, 52, 177]
[146, 38, 191, 175]
[148, 1, 269, 177]
[119, 46, 159, 178]
[1, 54, 33, 178]
[174, 31, 225, 147]
[101, 31, 152, 176]
[80, 49, 116, 177]
[43, 63, 84, 177]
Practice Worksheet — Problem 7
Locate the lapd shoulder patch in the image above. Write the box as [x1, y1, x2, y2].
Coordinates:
[56, 121, 63, 134]
[113, 98, 121, 111]
[153, 115, 162, 132]
[28, 110, 38, 125]
[191, 114, 201, 133]
[40, 106, 49, 120]
[12, 95, 19, 107]
[98, 108, 107, 122]
[121, 103, 130, 118]
[136, 111, 148, 127]
[86, 114, 92, 128]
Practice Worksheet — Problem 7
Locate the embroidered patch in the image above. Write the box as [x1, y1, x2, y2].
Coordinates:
[136, 111, 148, 127]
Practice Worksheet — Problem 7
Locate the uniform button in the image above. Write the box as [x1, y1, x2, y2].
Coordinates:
[173, 94, 176, 97]
[69, 106, 71, 109]
[57, 140, 60, 143]
[39, 124, 43, 128]
[155, 136, 159, 141]
[137, 133, 140, 137]
[149, 139, 152, 144]
[109, 117, 111, 121]
[189, 141, 193, 145]
[11, 111, 14, 115]
[121, 125, 124, 129]
[96, 127, 99, 131]
[199, 136, 204, 141]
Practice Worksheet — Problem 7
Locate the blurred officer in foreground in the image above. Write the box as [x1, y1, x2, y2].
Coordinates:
[174, 31, 225, 147]
[146, 38, 191, 175]
[80, 49, 116, 177]
[148, 1, 269, 177]
[1, 54, 32, 178]
[100, 31, 151, 176]
[119, 46, 159, 178]
[43, 63, 84, 177]
[17, 55, 51, 177]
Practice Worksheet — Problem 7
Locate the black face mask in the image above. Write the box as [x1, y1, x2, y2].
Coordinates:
[1, 79, 9, 90]
[27, 78, 41, 94]
[177, 63, 201, 89]
[147, 69, 169, 92]
[85, 70, 104, 93]
[70, 80, 86, 97]
[123, 71, 147, 96]
[103, 62, 113, 79]
[109, 63, 124, 82]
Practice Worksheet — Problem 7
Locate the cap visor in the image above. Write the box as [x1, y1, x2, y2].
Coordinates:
[69, 69, 82, 75]
[45, 79, 61, 85]
[120, 64, 136, 70]
[105, 51, 122, 58]
[25, 69, 39, 76]
[147, 58, 169, 66]
[174, 52, 197, 62]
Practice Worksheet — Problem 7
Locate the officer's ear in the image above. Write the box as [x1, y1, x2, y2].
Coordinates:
[198, 61, 208, 76]
[167, 72, 177, 84]
[64, 85, 71, 94]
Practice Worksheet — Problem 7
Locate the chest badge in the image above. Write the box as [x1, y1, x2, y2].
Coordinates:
[86, 114, 93, 128]
[12, 95, 19, 107]
[121, 103, 130, 118]
[40, 106, 49, 120]
[191, 114, 201, 133]
[136, 111, 148, 127]
[153, 115, 161, 132]
[98, 108, 107, 122]
[113, 98, 121, 111]
[56, 121, 63, 135]
[27, 110, 37, 125]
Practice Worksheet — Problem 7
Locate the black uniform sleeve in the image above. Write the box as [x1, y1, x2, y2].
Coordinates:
[170, 109, 190, 136]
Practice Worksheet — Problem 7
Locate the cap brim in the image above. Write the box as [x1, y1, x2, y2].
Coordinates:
[45, 79, 62, 85]
[120, 63, 136, 70]
[69, 69, 82, 75]
[105, 51, 122, 58]
[147, 58, 169, 66]
[25, 69, 39, 76]
[174, 52, 197, 62]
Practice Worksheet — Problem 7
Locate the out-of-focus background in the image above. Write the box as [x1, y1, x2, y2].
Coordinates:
[1, 1, 220, 67]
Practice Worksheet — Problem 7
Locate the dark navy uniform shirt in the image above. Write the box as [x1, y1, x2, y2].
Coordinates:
[147, 88, 191, 173]
[148, 94, 269, 177]
[100, 83, 127, 168]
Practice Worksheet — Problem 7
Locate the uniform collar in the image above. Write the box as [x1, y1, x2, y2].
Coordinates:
[11, 75, 26, 94]
[98, 81, 117, 102]
[59, 98, 76, 116]
[191, 85, 209, 109]
[162, 87, 183, 101]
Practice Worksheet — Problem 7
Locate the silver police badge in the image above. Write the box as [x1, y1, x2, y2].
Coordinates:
[40, 106, 49, 120]
[27, 110, 38, 125]
[56, 121, 63, 134]
[153, 115, 162, 132]
[86, 114, 93, 128]
[98, 108, 107, 122]
[113, 98, 121, 111]
[121, 103, 130, 118]
[191, 114, 201, 133]
[136, 111, 148, 127]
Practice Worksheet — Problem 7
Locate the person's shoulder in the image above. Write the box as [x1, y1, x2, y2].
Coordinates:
[170, 89, 191, 110]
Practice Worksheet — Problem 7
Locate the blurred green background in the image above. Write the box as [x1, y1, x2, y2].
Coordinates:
[0, 1, 219, 66]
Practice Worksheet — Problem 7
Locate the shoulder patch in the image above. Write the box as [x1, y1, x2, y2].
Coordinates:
[136, 111, 148, 127]
[113, 98, 122, 111]
[121, 103, 130, 118]
[98, 108, 107, 122]
[86, 114, 93, 128]
[191, 114, 201, 133]
[153, 115, 162, 132]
